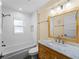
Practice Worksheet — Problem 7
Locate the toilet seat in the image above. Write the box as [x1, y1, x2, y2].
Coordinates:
[29, 46, 38, 55]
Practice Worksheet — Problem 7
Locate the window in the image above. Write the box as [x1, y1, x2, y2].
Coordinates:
[14, 19, 24, 33]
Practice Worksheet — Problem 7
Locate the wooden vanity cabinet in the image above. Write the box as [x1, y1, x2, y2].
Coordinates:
[38, 43, 71, 59]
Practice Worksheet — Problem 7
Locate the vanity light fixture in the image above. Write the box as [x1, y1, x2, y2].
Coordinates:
[66, 2, 71, 8]
[50, 9, 56, 16]
[50, 9, 54, 14]
[61, 5, 63, 9]
[49, 0, 72, 16]
[65, 0, 72, 9]
[56, 6, 61, 11]
[56, 6, 63, 13]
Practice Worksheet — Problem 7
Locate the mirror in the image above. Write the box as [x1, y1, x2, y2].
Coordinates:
[64, 11, 77, 38]
[54, 15, 64, 37]
[50, 17, 54, 37]
[49, 10, 78, 42]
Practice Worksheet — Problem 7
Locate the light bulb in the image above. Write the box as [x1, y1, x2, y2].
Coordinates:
[66, 2, 72, 8]
[56, 6, 61, 11]
[56, 6, 63, 13]
[50, 9, 54, 14]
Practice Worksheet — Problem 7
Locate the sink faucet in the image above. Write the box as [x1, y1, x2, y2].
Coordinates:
[55, 35, 64, 44]
[62, 40, 64, 44]
[60, 39, 64, 44]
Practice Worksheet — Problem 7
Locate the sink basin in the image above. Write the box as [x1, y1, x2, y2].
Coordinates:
[48, 41, 72, 51]
[48, 41, 60, 48]
[56, 44, 79, 56]
[47, 40, 79, 55]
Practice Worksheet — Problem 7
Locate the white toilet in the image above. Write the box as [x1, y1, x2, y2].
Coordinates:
[29, 46, 38, 59]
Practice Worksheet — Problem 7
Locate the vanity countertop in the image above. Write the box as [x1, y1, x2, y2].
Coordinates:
[39, 39, 79, 59]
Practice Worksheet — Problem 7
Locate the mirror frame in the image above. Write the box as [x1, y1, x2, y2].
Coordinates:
[48, 9, 79, 43]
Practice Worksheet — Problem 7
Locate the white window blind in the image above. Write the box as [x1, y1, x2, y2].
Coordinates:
[14, 19, 24, 33]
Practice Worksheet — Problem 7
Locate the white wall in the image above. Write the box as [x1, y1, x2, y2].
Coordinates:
[2, 6, 35, 55]
[0, 0, 2, 54]
[31, 12, 38, 45]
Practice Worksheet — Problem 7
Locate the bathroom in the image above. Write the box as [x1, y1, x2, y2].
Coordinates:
[0, 0, 79, 59]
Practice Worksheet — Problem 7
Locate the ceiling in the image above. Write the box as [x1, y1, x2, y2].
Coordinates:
[2, 0, 52, 13]
[2, 0, 78, 14]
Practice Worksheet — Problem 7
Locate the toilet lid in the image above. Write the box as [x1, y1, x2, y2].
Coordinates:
[29, 46, 38, 54]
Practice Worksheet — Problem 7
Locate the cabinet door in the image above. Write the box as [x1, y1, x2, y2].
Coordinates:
[47, 48, 57, 59]
[60, 55, 71, 59]
[50, 55, 57, 59]
[55, 52, 71, 59]
[55, 53, 62, 59]
[45, 51, 51, 59]
[39, 44, 46, 59]
[39, 44, 71, 59]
